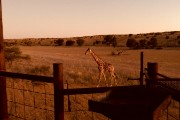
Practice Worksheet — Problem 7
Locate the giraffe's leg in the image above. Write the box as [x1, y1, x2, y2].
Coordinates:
[102, 72, 108, 86]
[97, 71, 103, 87]
[109, 71, 113, 86]
[110, 74, 113, 86]
[110, 72, 117, 86]
[112, 73, 117, 86]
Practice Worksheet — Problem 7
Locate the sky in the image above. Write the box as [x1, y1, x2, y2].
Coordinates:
[1, 0, 180, 39]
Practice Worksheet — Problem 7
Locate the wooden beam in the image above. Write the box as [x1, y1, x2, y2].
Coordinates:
[157, 78, 180, 81]
[153, 95, 172, 120]
[63, 85, 145, 95]
[0, 70, 53, 83]
[0, 0, 8, 119]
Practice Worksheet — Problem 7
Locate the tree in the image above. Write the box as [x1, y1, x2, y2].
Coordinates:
[95, 40, 102, 45]
[178, 40, 180, 45]
[112, 37, 117, 47]
[128, 34, 133, 37]
[139, 39, 147, 49]
[103, 35, 114, 45]
[126, 38, 137, 48]
[134, 41, 140, 49]
[177, 36, 180, 46]
[66, 40, 75, 46]
[177, 35, 180, 39]
[103, 35, 117, 47]
[76, 39, 84, 46]
[165, 36, 169, 39]
[148, 37, 157, 48]
[54, 39, 64, 46]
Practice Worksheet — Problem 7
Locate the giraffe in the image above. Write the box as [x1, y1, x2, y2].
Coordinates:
[85, 48, 117, 87]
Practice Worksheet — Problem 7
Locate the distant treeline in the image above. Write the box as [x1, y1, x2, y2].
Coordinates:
[4, 31, 180, 48]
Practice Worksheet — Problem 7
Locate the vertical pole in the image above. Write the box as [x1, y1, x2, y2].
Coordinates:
[66, 80, 71, 112]
[147, 62, 158, 88]
[0, 0, 8, 119]
[53, 63, 64, 120]
[140, 52, 144, 86]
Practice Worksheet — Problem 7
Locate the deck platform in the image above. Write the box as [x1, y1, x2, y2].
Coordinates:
[88, 86, 171, 120]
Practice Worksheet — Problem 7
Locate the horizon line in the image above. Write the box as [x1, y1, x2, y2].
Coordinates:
[4, 30, 180, 39]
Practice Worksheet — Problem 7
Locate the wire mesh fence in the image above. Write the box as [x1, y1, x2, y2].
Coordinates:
[6, 78, 110, 120]
[6, 78, 54, 120]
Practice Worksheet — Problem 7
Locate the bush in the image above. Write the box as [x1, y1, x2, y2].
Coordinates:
[128, 34, 133, 37]
[55, 39, 64, 46]
[24, 41, 33, 46]
[103, 35, 117, 47]
[112, 39, 117, 47]
[4, 46, 31, 65]
[177, 35, 180, 39]
[165, 36, 169, 39]
[139, 39, 147, 49]
[156, 46, 163, 49]
[103, 35, 113, 45]
[126, 37, 159, 49]
[66, 40, 75, 46]
[148, 37, 158, 48]
[170, 31, 176, 35]
[76, 39, 85, 46]
[28, 65, 50, 75]
[126, 38, 137, 48]
[93, 40, 102, 45]
[178, 40, 180, 45]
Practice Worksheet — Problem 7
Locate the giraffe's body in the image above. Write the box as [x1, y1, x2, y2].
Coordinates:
[85, 48, 117, 87]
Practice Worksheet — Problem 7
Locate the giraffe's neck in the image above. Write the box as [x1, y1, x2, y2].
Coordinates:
[90, 50, 104, 65]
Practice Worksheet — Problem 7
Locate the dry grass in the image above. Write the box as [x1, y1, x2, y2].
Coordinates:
[6, 46, 180, 120]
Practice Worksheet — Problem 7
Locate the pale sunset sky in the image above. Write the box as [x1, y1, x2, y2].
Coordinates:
[2, 0, 180, 39]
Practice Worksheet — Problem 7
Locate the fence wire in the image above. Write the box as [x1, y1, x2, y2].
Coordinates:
[158, 81, 180, 92]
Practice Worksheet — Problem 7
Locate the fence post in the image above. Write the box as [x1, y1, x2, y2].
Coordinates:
[0, 0, 8, 119]
[66, 80, 71, 112]
[140, 52, 144, 86]
[53, 63, 64, 120]
[147, 62, 158, 88]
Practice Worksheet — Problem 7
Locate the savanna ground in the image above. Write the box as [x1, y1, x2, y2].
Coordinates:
[6, 46, 180, 120]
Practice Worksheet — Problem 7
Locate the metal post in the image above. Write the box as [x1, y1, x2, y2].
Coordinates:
[140, 52, 144, 86]
[147, 62, 158, 88]
[53, 63, 64, 120]
[0, 0, 8, 119]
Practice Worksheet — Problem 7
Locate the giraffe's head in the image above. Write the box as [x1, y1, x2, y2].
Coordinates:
[85, 48, 92, 55]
